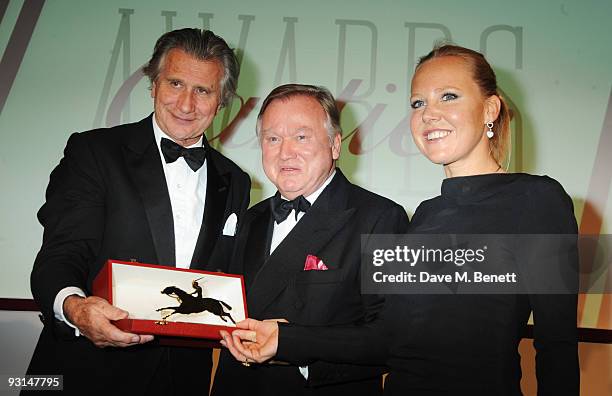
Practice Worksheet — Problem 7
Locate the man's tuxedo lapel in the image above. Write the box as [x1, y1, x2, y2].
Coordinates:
[122, 115, 175, 266]
[242, 204, 274, 290]
[190, 145, 230, 270]
[248, 171, 356, 318]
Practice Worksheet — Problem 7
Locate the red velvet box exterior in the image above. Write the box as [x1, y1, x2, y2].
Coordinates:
[92, 260, 248, 341]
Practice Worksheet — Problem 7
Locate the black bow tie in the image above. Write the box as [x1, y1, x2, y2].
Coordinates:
[271, 193, 311, 224]
[160, 137, 206, 172]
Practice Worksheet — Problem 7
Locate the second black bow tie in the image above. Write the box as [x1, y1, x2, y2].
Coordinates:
[161, 137, 206, 172]
[271, 193, 311, 223]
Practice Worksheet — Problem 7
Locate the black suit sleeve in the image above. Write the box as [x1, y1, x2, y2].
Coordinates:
[223, 171, 251, 274]
[277, 204, 409, 372]
[522, 181, 579, 395]
[227, 204, 252, 277]
[236, 172, 251, 225]
[31, 133, 105, 325]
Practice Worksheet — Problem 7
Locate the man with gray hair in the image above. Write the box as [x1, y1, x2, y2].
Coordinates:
[26, 28, 250, 395]
[212, 84, 408, 396]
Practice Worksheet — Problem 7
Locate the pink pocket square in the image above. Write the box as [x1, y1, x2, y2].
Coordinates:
[304, 254, 329, 271]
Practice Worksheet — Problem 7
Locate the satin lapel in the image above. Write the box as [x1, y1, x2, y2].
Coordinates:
[122, 116, 175, 267]
[248, 171, 355, 318]
[190, 154, 229, 270]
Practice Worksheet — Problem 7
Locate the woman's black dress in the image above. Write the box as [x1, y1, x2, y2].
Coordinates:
[383, 173, 579, 395]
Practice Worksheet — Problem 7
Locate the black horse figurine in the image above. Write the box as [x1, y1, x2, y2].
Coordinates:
[156, 283, 235, 324]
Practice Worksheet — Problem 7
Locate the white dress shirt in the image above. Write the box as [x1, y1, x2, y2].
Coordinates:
[152, 116, 207, 269]
[269, 169, 336, 379]
[53, 115, 207, 334]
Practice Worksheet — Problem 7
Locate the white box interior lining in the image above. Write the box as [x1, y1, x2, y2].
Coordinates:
[111, 262, 246, 326]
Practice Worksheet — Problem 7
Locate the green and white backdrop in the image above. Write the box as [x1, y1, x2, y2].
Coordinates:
[0, 0, 610, 331]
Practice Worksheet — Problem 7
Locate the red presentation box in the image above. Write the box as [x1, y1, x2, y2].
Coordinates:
[93, 260, 248, 342]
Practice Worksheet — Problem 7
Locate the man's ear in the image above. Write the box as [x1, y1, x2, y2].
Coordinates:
[151, 80, 157, 99]
[331, 133, 341, 160]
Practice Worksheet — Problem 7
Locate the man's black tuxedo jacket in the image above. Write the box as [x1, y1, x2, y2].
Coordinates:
[27, 115, 250, 395]
[212, 170, 409, 396]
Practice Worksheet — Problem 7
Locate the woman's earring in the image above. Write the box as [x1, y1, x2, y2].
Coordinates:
[486, 122, 494, 139]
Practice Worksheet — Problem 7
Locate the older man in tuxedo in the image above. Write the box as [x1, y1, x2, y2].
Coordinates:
[212, 84, 408, 396]
[26, 29, 250, 395]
